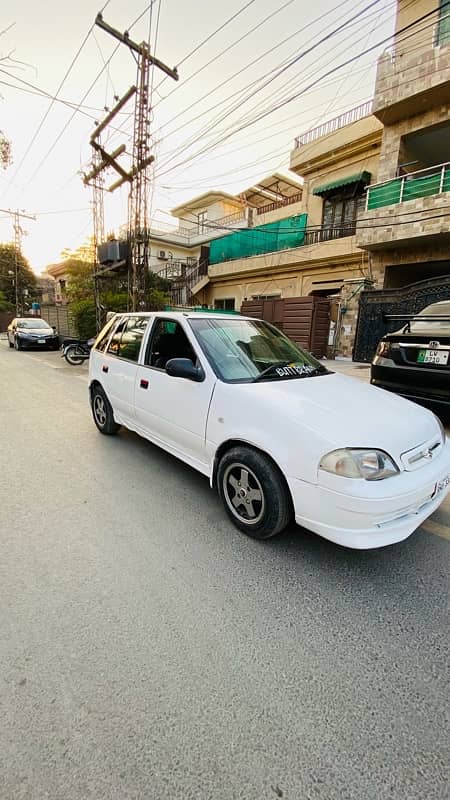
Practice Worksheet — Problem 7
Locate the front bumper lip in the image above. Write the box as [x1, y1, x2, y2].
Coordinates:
[18, 336, 59, 347]
[287, 441, 450, 549]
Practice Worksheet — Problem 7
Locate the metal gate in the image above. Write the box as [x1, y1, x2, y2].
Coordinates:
[39, 305, 76, 337]
[353, 275, 450, 363]
[241, 296, 330, 358]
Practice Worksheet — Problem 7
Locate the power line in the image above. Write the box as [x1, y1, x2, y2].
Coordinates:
[155, 3, 388, 174]
[153, 0, 297, 110]
[155, 0, 385, 178]
[5, 28, 94, 189]
[155, 1, 447, 181]
[19, 2, 158, 192]
[155, 0, 370, 140]
[153, 0, 259, 94]
[0, 71, 130, 121]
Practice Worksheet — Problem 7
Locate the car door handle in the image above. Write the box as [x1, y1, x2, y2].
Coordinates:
[140, 379, 149, 389]
[102, 365, 109, 373]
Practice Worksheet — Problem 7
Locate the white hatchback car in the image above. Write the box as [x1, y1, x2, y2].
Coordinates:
[88, 311, 450, 549]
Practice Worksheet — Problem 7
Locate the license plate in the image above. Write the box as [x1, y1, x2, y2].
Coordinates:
[417, 349, 449, 365]
[37, 339, 45, 344]
[433, 475, 450, 498]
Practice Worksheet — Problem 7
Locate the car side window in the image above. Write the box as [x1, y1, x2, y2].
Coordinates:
[118, 317, 148, 362]
[145, 319, 197, 371]
[107, 317, 127, 356]
[94, 316, 119, 353]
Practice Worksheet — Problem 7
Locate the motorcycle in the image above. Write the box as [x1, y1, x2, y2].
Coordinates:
[61, 337, 95, 366]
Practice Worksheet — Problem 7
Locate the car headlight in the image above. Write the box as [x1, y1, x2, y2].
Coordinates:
[435, 414, 446, 445]
[319, 448, 399, 480]
[375, 340, 391, 357]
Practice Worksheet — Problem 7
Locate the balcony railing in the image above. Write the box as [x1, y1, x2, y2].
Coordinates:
[303, 225, 356, 245]
[147, 209, 250, 245]
[366, 162, 450, 210]
[294, 100, 373, 148]
[256, 192, 302, 216]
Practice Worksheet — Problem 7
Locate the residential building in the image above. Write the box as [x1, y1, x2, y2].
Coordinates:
[357, 0, 450, 287]
[190, 116, 382, 355]
[46, 262, 69, 304]
[36, 271, 56, 305]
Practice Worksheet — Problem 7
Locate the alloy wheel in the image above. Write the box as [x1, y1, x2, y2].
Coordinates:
[222, 462, 265, 525]
[93, 394, 107, 428]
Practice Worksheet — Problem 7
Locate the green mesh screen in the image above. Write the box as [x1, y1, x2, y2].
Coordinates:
[367, 168, 450, 210]
[209, 214, 308, 264]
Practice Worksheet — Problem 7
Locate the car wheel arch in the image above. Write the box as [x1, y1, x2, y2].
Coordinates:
[89, 379, 108, 400]
[211, 439, 293, 504]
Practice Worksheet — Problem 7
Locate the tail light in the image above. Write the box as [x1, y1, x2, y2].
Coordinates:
[376, 340, 391, 357]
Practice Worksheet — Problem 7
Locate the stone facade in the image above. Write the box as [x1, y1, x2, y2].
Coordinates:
[333, 279, 374, 358]
[374, 45, 450, 126]
[376, 105, 450, 182]
[356, 191, 450, 250]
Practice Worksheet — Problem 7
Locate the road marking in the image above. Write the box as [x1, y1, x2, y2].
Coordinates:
[422, 518, 450, 541]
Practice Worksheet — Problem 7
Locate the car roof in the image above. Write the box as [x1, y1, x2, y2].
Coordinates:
[110, 310, 252, 321]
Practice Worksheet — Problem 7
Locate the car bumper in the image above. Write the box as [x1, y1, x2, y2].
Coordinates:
[288, 442, 450, 549]
[18, 338, 60, 349]
[371, 361, 450, 409]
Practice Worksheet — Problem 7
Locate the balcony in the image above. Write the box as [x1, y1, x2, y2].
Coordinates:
[357, 162, 450, 250]
[293, 101, 373, 148]
[303, 225, 356, 245]
[365, 163, 450, 210]
[149, 209, 251, 247]
[290, 102, 382, 177]
[255, 192, 302, 216]
[373, 38, 450, 124]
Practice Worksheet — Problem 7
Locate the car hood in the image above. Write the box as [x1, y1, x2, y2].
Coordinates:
[251, 372, 439, 453]
[18, 328, 54, 335]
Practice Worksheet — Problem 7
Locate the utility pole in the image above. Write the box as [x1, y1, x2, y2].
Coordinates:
[83, 13, 178, 319]
[0, 208, 35, 315]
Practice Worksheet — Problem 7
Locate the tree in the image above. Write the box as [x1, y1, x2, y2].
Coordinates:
[0, 243, 37, 307]
[65, 258, 94, 302]
[0, 290, 13, 312]
[61, 237, 96, 266]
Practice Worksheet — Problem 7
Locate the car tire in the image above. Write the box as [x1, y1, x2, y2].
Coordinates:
[91, 385, 120, 436]
[14, 337, 22, 351]
[217, 446, 292, 539]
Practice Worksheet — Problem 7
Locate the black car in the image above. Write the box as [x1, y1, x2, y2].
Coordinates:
[7, 317, 60, 350]
[371, 300, 450, 410]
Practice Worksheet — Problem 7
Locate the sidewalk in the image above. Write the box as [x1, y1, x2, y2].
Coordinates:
[322, 357, 371, 382]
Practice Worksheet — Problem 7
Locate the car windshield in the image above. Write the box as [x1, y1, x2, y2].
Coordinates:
[409, 302, 450, 333]
[189, 317, 329, 383]
[17, 319, 51, 329]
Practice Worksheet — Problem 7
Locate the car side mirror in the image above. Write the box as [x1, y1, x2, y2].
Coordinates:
[165, 357, 204, 382]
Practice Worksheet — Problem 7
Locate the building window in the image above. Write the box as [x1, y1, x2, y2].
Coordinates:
[437, 0, 450, 46]
[251, 294, 282, 301]
[214, 298, 235, 311]
[322, 188, 365, 235]
[197, 210, 208, 234]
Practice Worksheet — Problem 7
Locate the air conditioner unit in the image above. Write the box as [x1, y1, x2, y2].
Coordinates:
[158, 250, 168, 260]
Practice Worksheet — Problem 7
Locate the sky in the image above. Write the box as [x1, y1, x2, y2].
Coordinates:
[0, 0, 397, 273]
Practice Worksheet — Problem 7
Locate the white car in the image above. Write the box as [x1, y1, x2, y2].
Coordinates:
[88, 311, 450, 549]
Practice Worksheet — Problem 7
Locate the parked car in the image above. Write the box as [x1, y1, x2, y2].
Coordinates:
[7, 318, 60, 350]
[371, 300, 450, 411]
[88, 311, 450, 549]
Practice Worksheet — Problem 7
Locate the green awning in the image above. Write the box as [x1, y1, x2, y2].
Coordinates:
[313, 171, 371, 196]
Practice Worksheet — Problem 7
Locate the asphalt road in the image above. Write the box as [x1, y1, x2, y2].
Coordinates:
[1, 345, 449, 800]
